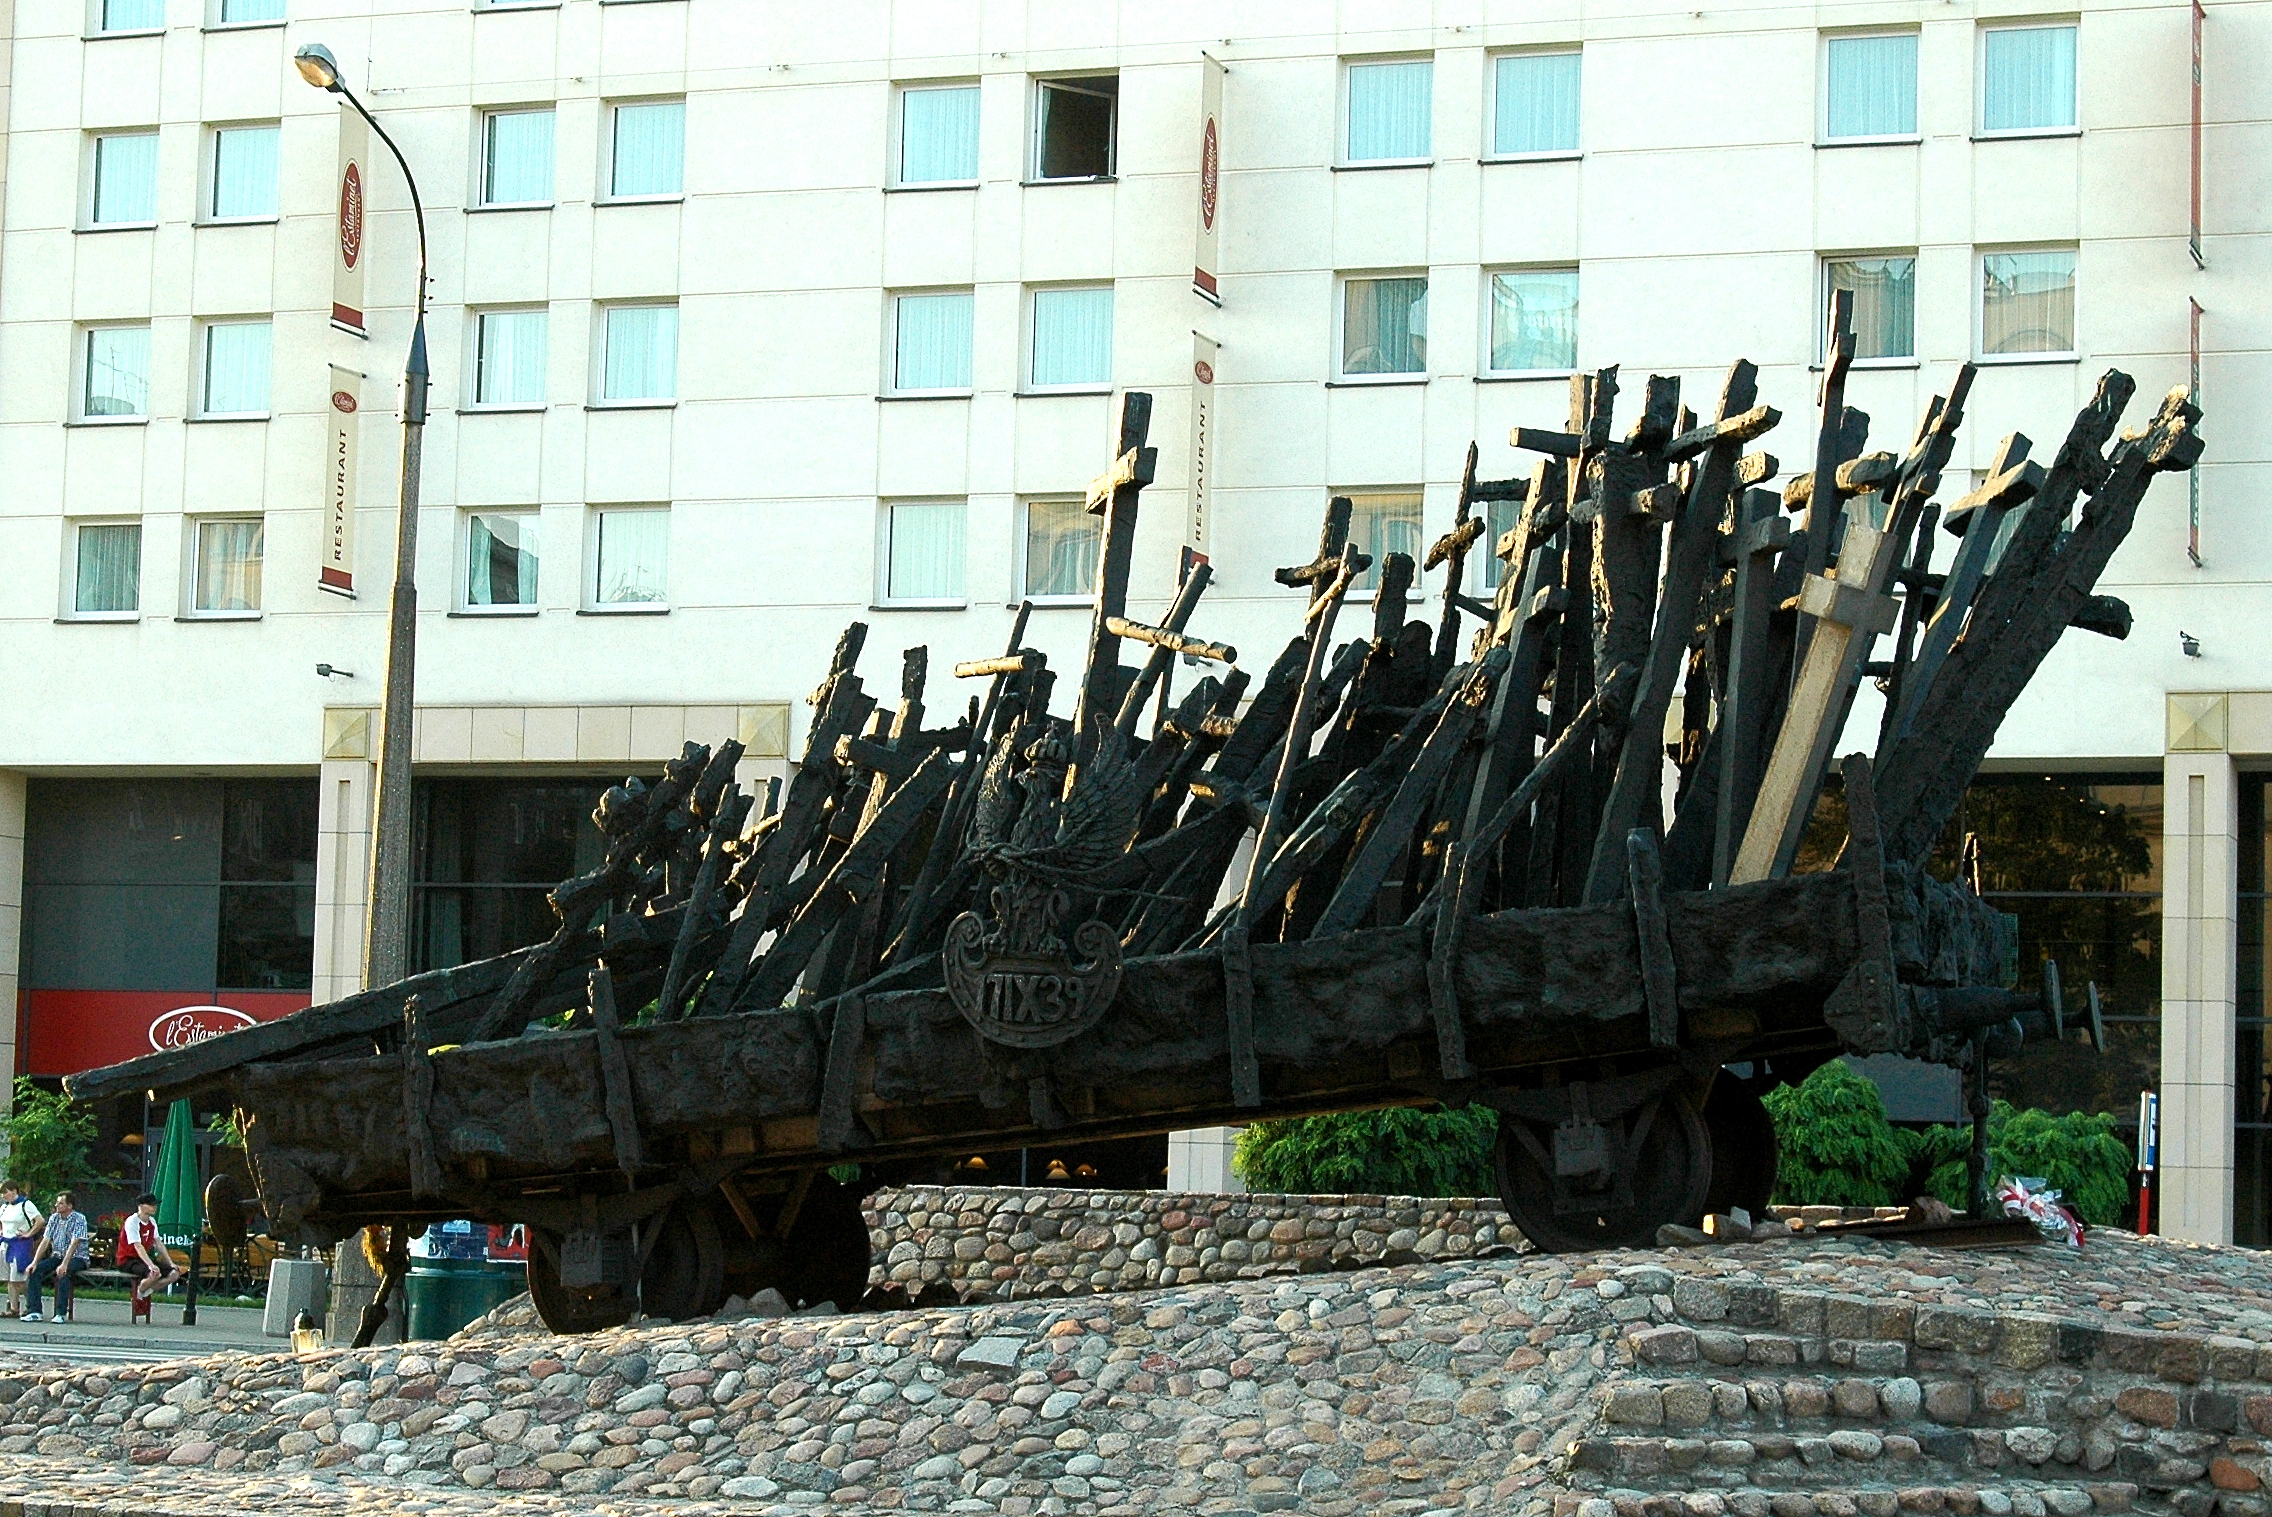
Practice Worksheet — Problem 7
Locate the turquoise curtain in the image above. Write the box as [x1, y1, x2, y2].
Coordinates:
[1981, 251, 2075, 355]
[484, 109, 556, 204]
[1825, 34, 1918, 138]
[1346, 60, 1432, 161]
[1023, 500, 1101, 597]
[102, 0, 164, 30]
[74, 523, 141, 614]
[93, 134, 159, 224]
[1493, 52, 1581, 155]
[194, 519, 264, 613]
[888, 501, 966, 601]
[1983, 26, 2077, 132]
[212, 126, 280, 219]
[612, 101, 685, 197]
[596, 510, 669, 604]
[84, 327, 151, 417]
[895, 292, 974, 391]
[467, 513, 538, 607]
[1489, 269, 1579, 372]
[1343, 277, 1428, 375]
[477, 310, 548, 405]
[901, 86, 980, 183]
[203, 322, 272, 415]
[1030, 287, 1113, 388]
[1828, 257, 1916, 360]
[604, 305, 679, 400]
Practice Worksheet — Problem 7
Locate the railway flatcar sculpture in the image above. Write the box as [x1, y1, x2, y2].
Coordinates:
[70, 297, 2202, 1337]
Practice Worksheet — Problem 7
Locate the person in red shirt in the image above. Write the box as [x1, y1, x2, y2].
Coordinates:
[120, 1194, 185, 1304]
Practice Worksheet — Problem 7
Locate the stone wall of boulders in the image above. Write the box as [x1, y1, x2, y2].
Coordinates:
[861, 1185, 1515, 1300]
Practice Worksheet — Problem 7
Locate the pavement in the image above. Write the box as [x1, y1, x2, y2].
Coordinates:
[0, 1299, 274, 1365]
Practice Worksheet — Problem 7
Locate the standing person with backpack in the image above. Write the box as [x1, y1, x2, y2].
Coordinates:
[119, 1194, 185, 1308]
[0, 1183, 40, 1319]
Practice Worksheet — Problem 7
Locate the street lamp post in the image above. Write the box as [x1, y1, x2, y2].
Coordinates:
[296, 44, 430, 991]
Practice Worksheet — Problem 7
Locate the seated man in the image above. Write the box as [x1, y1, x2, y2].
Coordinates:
[119, 1194, 185, 1305]
[23, 1192, 88, 1323]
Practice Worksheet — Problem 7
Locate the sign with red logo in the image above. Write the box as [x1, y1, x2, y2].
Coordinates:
[1186, 333, 1216, 555]
[320, 367, 362, 596]
[332, 390, 357, 414]
[19, 990, 306, 1078]
[147, 1005, 258, 1052]
[1193, 55, 1223, 305]
[332, 105, 369, 336]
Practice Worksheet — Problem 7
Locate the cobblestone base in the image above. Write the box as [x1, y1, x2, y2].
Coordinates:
[861, 1184, 1513, 1299]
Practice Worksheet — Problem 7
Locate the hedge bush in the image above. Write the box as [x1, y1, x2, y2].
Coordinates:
[1232, 1106, 1499, 1198]
[1761, 1060, 1912, 1208]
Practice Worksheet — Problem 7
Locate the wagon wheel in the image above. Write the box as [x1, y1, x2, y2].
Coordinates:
[712, 1174, 875, 1312]
[639, 1199, 727, 1322]
[1494, 1088, 1713, 1253]
[1700, 1076, 1779, 1222]
[525, 1228, 636, 1335]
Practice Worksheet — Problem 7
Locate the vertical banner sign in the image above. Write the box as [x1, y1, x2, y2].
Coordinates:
[333, 103, 369, 336]
[1187, 333, 1217, 555]
[1193, 54, 1223, 305]
[2190, 0, 2205, 271]
[321, 367, 361, 597]
[2188, 299, 2203, 568]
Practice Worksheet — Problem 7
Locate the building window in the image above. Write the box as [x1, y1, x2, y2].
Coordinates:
[1341, 491, 1423, 595]
[218, 780, 318, 991]
[1341, 275, 1428, 378]
[1980, 249, 2076, 358]
[1478, 496, 1521, 590]
[199, 320, 271, 416]
[608, 100, 684, 199]
[1028, 286, 1112, 390]
[898, 83, 980, 185]
[2235, 780, 2272, 1244]
[1825, 256, 1916, 360]
[215, 0, 285, 22]
[592, 507, 668, 607]
[472, 309, 547, 407]
[481, 108, 556, 206]
[90, 132, 159, 225]
[1486, 268, 1578, 374]
[1981, 23, 2077, 134]
[599, 304, 679, 402]
[96, 0, 164, 32]
[1022, 499, 1100, 600]
[882, 500, 966, 604]
[465, 511, 539, 609]
[72, 521, 141, 616]
[411, 777, 620, 975]
[1823, 32, 1918, 140]
[891, 290, 975, 394]
[209, 124, 279, 219]
[191, 517, 263, 614]
[1344, 58, 1432, 163]
[1032, 76, 1116, 180]
[1491, 50, 1581, 156]
[82, 326, 152, 419]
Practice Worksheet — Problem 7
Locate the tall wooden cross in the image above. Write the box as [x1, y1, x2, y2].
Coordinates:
[1711, 487, 1792, 885]
[1275, 495, 1371, 603]
[1071, 392, 1157, 758]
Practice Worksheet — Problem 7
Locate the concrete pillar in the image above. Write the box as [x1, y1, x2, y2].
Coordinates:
[1166, 1127, 1246, 1193]
[314, 709, 378, 1002]
[2162, 695, 2238, 1242]
[0, 769, 22, 1108]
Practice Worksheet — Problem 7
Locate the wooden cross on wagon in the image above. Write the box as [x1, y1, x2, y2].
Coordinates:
[1070, 393, 1160, 758]
[1275, 495, 1372, 605]
[1426, 441, 1527, 673]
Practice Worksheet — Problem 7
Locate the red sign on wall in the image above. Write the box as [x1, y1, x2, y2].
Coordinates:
[18, 990, 308, 1079]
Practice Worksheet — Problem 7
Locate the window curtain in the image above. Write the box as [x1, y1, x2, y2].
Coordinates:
[212, 126, 280, 218]
[604, 306, 679, 400]
[901, 86, 980, 183]
[612, 102, 685, 197]
[93, 134, 159, 224]
[1825, 34, 1918, 138]
[1346, 60, 1432, 161]
[1828, 258, 1916, 359]
[75, 523, 141, 614]
[195, 519, 264, 612]
[1494, 52, 1581, 155]
[1030, 287, 1113, 387]
[1348, 494, 1423, 593]
[485, 110, 556, 204]
[895, 292, 975, 390]
[204, 323, 272, 415]
[1983, 26, 2077, 132]
[220, 0, 286, 20]
[1489, 270, 1579, 371]
[85, 328, 151, 417]
[1024, 500, 1101, 597]
[477, 311, 547, 404]
[467, 514, 537, 606]
[1479, 497, 1520, 590]
[597, 511, 669, 604]
[889, 501, 966, 600]
[1981, 252, 2076, 355]
[1343, 277, 1428, 375]
[102, 0, 164, 29]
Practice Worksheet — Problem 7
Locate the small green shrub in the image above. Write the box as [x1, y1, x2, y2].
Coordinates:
[1761, 1061, 1910, 1208]
[1232, 1106, 1499, 1198]
[1, 1079, 102, 1205]
[1908, 1101, 2134, 1226]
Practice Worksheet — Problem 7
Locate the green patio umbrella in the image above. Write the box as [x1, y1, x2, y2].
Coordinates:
[152, 1098, 202, 1324]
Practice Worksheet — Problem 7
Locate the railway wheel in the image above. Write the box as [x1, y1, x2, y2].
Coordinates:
[1494, 1088, 1712, 1253]
[525, 1228, 636, 1335]
[1700, 1076, 1779, 1222]
[639, 1199, 727, 1321]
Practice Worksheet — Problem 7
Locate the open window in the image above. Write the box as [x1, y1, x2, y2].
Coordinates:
[1032, 75, 1117, 181]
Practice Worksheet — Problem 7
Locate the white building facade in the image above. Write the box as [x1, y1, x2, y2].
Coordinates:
[0, 0, 2264, 1231]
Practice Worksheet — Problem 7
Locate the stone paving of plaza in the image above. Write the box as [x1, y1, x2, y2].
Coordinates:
[0, 1228, 2260, 1515]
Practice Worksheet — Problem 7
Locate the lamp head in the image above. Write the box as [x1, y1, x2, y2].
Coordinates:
[294, 43, 344, 92]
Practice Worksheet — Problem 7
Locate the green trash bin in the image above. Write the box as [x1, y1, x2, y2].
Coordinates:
[404, 1255, 524, 1341]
